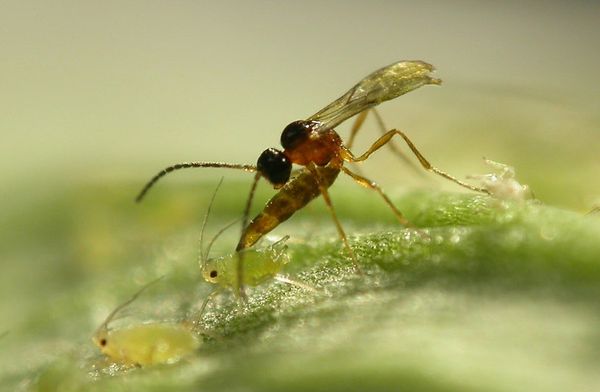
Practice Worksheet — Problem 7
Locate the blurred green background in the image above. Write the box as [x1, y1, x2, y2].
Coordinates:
[1, 1, 599, 391]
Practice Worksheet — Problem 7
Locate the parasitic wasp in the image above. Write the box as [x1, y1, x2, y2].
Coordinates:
[136, 60, 488, 295]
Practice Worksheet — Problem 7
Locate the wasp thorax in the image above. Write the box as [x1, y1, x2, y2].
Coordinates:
[280, 120, 310, 150]
[257, 148, 292, 188]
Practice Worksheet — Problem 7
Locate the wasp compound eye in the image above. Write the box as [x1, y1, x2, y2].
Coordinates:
[280, 120, 310, 150]
[257, 148, 292, 188]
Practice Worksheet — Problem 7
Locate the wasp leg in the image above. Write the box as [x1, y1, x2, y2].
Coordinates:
[307, 164, 362, 273]
[371, 109, 427, 177]
[346, 109, 425, 178]
[345, 129, 489, 194]
[235, 252, 248, 303]
[237, 172, 262, 300]
[346, 110, 369, 150]
[345, 111, 369, 178]
[340, 166, 412, 227]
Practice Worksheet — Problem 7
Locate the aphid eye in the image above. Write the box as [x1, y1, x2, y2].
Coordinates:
[257, 148, 292, 188]
[280, 121, 309, 150]
[210, 270, 218, 278]
[100, 338, 107, 346]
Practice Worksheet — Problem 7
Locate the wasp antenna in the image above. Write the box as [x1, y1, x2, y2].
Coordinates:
[95, 276, 165, 337]
[135, 162, 257, 203]
[199, 177, 225, 266]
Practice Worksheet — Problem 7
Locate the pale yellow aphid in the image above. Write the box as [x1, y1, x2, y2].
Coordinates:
[197, 180, 314, 311]
[467, 158, 532, 201]
[93, 277, 200, 367]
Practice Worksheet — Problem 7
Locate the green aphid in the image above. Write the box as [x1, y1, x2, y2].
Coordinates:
[202, 235, 290, 290]
[93, 277, 199, 367]
[198, 180, 313, 310]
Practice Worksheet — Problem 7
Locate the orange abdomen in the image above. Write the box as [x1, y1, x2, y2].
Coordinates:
[236, 166, 340, 250]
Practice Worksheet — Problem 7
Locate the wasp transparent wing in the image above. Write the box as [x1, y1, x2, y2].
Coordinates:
[308, 60, 441, 131]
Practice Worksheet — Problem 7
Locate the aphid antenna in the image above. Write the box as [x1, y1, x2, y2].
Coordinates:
[204, 219, 239, 263]
[135, 162, 257, 203]
[95, 276, 165, 337]
[198, 178, 242, 267]
[199, 177, 225, 266]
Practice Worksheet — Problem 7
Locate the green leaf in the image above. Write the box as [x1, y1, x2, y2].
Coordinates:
[3, 184, 600, 392]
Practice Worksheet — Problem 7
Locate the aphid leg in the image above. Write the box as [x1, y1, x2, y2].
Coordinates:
[307, 164, 362, 273]
[198, 289, 222, 316]
[344, 129, 489, 194]
[340, 166, 412, 227]
[274, 275, 317, 292]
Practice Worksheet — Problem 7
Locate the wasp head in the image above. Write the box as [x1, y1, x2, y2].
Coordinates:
[257, 148, 292, 188]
